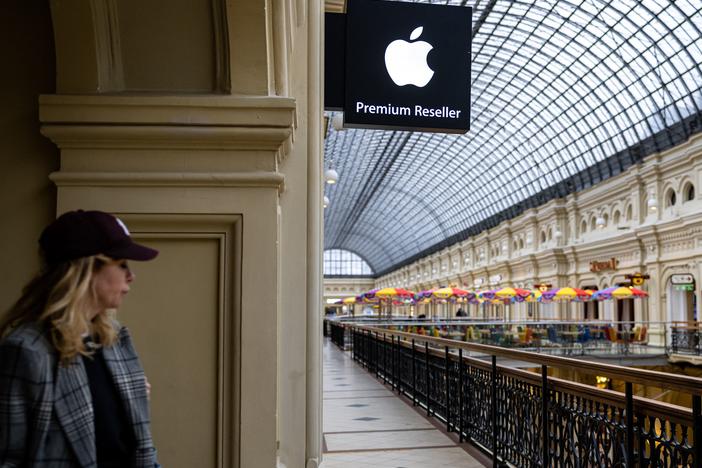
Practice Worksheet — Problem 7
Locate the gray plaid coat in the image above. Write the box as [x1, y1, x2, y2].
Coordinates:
[0, 322, 160, 467]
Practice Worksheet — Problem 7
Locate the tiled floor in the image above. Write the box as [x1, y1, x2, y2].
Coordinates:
[321, 340, 487, 468]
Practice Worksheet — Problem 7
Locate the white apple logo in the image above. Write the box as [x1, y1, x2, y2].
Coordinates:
[384, 26, 435, 87]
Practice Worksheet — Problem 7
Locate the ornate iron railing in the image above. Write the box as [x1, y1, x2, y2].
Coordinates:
[350, 325, 702, 467]
[670, 325, 701, 356]
[328, 320, 353, 350]
[327, 317, 667, 358]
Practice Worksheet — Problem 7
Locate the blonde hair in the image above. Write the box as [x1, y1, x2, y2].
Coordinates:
[0, 255, 118, 364]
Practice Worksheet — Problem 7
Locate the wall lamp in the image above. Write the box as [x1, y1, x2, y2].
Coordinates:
[647, 194, 658, 212]
[324, 168, 339, 184]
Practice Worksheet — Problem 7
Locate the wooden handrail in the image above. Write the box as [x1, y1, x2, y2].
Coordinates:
[352, 324, 702, 396]
[671, 325, 702, 331]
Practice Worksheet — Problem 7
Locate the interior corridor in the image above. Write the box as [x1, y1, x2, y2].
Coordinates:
[321, 339, 487, 467]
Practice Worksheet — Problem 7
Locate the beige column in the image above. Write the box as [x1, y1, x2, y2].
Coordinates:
[40, 95, 295, 468]
[306, 0, 324, 467]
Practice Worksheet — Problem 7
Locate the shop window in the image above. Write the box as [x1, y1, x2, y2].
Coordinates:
[665, 189, 676, 207]
[667, 276, 697, 324]
[684, 183, 695, 202]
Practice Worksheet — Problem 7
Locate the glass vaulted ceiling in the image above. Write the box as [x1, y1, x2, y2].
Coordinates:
[323, 0, 702, 277]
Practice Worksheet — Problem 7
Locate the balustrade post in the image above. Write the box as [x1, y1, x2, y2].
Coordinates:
[445, 346, 451, 433]
[626, 382, 634, 466]
[412, 339, 417, 406]
[397, 336, 401, 393]
[368, 330, 372, 367]
[382, 333, 387, 385]
[352, 329, 356, 361]
[363, 330, 370, 369]
[425, 341, 431, 417]
[393, 336, 398, 393]
[459, 348, 464, 443]
[492, 355, 498, 468]
[375, 332, 379, 378]
[541, 365, 549, 467]
[693, 395, 701, 468]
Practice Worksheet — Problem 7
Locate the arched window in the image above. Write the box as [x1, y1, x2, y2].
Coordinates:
[590, 217, 597, 231]
[665, 189, 676, 207]
[540, 231, 546, 244]
[580, 220, 587, 234]
[519, 238, 524, 249]
[547, 228, 553, 240]
[626, 205, 633, 221]
[684, 183, 695, 202]
[324, 249, 373, 276]
[613, 210, 621, 225]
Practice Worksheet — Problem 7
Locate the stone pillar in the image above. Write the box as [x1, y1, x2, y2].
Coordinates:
[40, 95, 295, 468]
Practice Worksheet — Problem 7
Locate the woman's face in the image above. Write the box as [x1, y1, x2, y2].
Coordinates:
[92, 259, 135, 312]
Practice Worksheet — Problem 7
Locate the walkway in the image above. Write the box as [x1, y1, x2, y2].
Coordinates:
[321, 339, 487, 468]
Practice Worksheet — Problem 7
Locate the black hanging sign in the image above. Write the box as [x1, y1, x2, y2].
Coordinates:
[342, 0, 471, 133]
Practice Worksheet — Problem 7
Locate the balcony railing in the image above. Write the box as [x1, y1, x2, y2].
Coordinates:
[328, 320, 351, 350]
[670, 324, 701, 356]
[327, 317, 666, 358]
[349, 325, 702, 467]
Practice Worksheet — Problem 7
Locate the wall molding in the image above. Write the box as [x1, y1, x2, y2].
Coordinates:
[50, 171, 285, 190]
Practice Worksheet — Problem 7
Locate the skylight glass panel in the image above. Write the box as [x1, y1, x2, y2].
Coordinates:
[323, 0, 702, 274]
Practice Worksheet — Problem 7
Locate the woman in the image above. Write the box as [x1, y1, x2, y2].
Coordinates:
[0, 210, 160, 467]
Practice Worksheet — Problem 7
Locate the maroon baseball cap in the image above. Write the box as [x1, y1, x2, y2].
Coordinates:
[39, 210, 158, 264]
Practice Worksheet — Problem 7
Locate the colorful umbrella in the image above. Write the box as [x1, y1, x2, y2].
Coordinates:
[591, 287, 648, 301]
[375, 287, 415, 298]
[342, 296, 357, 304]
[357, 289, 379, 303]
[477, 290, 512, 305]
[432, 287, 473, 299]
[493, 287, 534, 302]
[540, 287, 592, 302]
[477, 289, 497, 300]
[525, 290, 542, 303]
[415, 289, 437, 300]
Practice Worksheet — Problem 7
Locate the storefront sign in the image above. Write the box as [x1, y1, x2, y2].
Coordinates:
[671, 274, 694, 285]
[343, 0, 472, 133]
[625, 272, 649, 286]
[589, 257, 618, 273]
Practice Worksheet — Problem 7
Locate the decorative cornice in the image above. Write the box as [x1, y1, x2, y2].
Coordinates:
[39, 94, 296, 158]
[41, 125, 292, 152]
[50, 171, 285, 190]
[39, 95, 296, 127]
